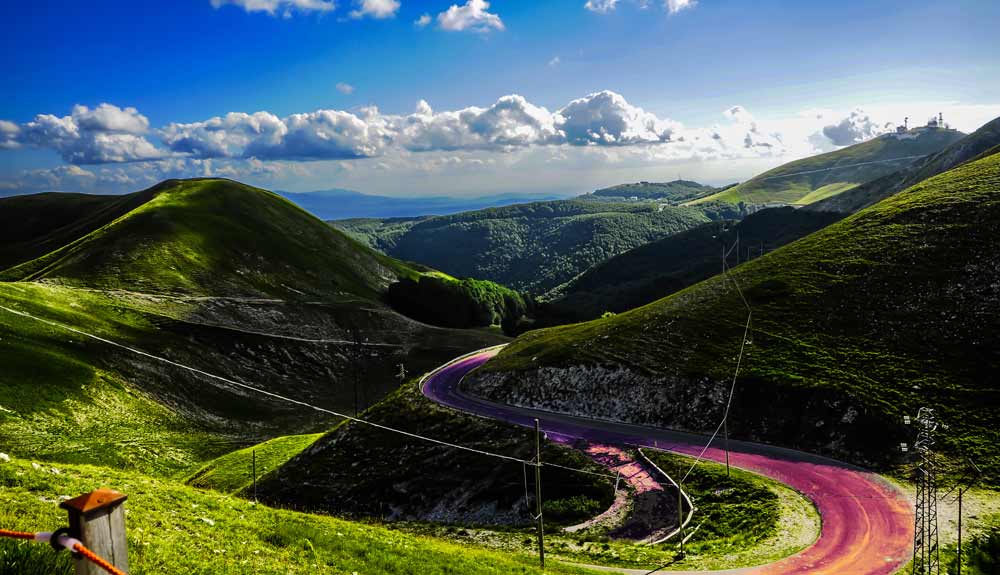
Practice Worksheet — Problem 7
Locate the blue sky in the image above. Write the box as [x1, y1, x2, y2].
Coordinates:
[2, 0, 999, 197]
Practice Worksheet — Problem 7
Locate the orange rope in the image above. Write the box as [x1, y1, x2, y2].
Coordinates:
[1, 528, 128, 575]
[73, 542, 129, 575]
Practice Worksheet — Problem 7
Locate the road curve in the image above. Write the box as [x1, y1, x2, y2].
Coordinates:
[422, 347, 914, 575]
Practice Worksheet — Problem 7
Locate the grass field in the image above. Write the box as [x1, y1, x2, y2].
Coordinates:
[0, 455, 600, 575]
[186, 434, 324, 495]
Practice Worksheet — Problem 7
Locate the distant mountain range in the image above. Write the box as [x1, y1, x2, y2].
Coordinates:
[278, 188, 565, 220]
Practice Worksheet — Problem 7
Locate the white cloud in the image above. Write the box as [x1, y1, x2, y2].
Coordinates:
[336, 82, 356, 95]
[349, 0, 399, 19]
[821, 108, 890, 146]
[9, 104, 162, 164]
[548, 56, 561, 67]
[415, 13, 431, 26]
[584, 0, 619, 13]
[586, 0, 694, 15]
[437, 0, 504, 32]
[556, 91, 680, 145]
[160, 111, 286, 158]
[397, 95, 562, 151]
[209, 0, 335, 16]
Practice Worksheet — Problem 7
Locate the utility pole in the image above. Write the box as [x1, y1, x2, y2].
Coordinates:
[911, 407, 940, 575]
[723, 418, 731, 477]
[252, 449, 258, 503]
[534, 418, 545, 570]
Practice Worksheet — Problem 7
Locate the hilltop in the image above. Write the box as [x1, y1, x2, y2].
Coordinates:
[536, 207, 842, 325]
[470, 150, 1000, 480]
[590, 179, 720, 203]
[0, 179, 412, 300]
[690, 126, 964, 207]
[335, 199, 738, 294]
[808, 115, 1000, 214]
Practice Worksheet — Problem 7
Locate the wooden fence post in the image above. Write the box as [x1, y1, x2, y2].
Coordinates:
[59, 489, 129, 575]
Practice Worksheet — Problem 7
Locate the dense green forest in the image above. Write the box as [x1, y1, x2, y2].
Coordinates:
[533, 207, 842, 327]
[336, 199, 740, 294]
[590, 179, 722, 203]
[388, 274, 530, 333]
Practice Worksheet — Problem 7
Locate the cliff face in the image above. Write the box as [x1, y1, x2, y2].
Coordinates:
[462, 365, 892, 468]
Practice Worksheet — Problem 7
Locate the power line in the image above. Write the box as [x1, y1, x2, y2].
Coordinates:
[676, 237, 752, 484]
[0, 304, 617, 481]
[0, 304, 531, 465]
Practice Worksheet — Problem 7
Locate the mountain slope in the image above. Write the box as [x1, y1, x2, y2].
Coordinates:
[537, 207, 842, 325]
[335, 199, 738, 294]
[470, 150, 1000, 480]
[690, 127, 965, 207]
[0, 187, 158, 270]
[0, 178, 413, 299]
[808, 115, 1000, 214]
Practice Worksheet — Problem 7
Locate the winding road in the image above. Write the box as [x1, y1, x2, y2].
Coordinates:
[422, 347, 914, 575]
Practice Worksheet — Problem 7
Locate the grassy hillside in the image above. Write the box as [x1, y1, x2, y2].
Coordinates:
[590, 179, 719, 203]
[0, 280, 506, 476]
[0, 188, 158, 270]
[473, 151, 1000, 480]
[0, 179, 416, 299]
[536, 208, 842, 325]
[335, 199, 739, 294]
[257, 380, 613, 526]
[0, 455, 596, 575]
[0, 178, 512, 477]
[186, 433, 324, 494]
[809, 116, 1000, 214]
[690, 127, 964, 207]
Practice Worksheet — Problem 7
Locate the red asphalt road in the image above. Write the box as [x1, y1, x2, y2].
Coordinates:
[422, 348, 914, 575]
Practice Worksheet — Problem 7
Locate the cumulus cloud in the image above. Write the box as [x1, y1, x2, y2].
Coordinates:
[335, 82, 355, 95]
[209, 0, 335, 16]
[437, 0, 504, 32]
[821, 109, 889, 146]
[556, 91, 680, 145]
[160, 111, 286, 158]
[415, 13, 431, 26]
[548, 56, 561, 67]
[4, 104, 162, 164]
[349, 0, 399, 19]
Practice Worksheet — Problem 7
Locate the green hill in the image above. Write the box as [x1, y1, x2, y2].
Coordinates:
[0, 178, 414, 299]
[471, 150, 1000, 481]
[690, 127, 965, 207]
[335, 199, 739, 294]
[536, 208, 842, 325]
[808, 116, 1000, 214]
[0, 179, 511, 477]
[590, 179, 719, 203]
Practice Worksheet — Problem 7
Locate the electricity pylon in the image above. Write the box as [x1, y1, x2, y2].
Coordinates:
[911, 407, 940, 575]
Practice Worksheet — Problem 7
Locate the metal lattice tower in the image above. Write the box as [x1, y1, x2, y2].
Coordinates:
[912, 407, 940, 575]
